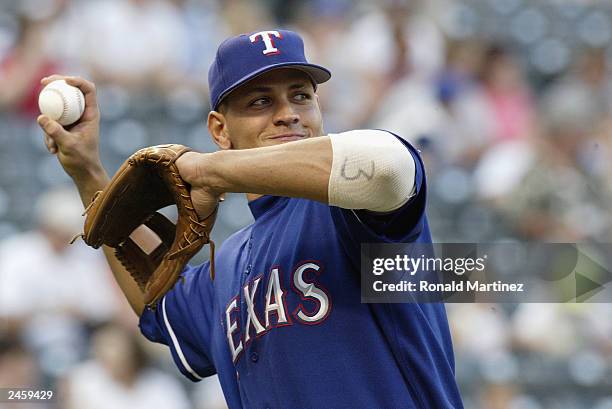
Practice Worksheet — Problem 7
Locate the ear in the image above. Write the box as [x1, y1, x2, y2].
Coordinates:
[207, 111, 232, 150]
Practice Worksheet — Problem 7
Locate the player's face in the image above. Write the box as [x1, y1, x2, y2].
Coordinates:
[208, 69, 324, 150]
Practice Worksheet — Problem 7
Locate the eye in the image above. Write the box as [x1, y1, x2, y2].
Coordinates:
[250, 97, 270, 107]
[294, 92, 311, 102]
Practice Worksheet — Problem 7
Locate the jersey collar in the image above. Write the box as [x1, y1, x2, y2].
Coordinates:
[248, 195, 285, 220]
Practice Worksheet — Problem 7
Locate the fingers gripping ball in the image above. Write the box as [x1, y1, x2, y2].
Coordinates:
[38, 80, 85, 126]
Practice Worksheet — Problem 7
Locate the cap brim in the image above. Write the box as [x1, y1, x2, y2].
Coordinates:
[214, 63, 331, 110]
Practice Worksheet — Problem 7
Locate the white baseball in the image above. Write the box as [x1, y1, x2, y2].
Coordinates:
[38, 79, 85, 126]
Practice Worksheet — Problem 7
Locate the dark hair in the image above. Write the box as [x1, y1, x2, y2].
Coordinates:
[216, 99, 228, 114]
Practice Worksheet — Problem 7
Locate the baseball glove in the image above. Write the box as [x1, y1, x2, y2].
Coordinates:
[78, 144, 217, 307]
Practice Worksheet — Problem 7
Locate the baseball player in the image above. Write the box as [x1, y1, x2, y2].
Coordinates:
[37, 30, 463, 408]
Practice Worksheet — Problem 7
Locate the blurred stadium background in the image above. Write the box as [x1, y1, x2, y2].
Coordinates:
[1, 0, 612, 408]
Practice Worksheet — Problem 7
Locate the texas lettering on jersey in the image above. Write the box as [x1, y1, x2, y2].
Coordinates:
[225, 261, 332, 363]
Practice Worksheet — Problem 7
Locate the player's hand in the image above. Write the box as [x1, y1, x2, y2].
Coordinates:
[176, 152, 222, 221]
[36, 75, 104, 182]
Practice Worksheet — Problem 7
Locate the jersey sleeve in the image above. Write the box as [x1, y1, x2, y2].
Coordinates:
[329, 132, 428, 244]
[139, 262, 217, 382]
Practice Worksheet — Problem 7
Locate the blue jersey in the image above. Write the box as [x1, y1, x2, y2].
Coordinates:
[139, 134, 463, 409]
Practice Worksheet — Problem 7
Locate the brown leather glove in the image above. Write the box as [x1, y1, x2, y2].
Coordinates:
[80, 144, 217, 307]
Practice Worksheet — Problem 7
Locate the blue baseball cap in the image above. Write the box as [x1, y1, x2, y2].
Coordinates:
[208, 30, 331, 110]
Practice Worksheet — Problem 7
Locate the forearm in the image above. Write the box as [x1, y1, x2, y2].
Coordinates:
[72, 168, 146, 316]
[202, 136, 332, 203]
[38, 74, 149, 316]
[101, 246, 145, 316]
[72, 166, 109, 206]
[187, 131, 416, 212]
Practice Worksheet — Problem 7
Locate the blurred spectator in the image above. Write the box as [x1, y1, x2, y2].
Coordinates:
[478, 45, 536, 143]
[0, 12, 62, 118]
[580, 303, 612, 355]
[476, 87, 612, 240]
[437, 39, 485, 107]
[67, 0, 188, 92]
[63, 322, 190, 409]
[511, 304, 577, 356]
[321, 1, 445, 131]
[193, 376, 229, 409]
[473, 136, 535, 201]
[434, 39, 497, 167]
[168, 0, 229, 91]
[0, 336, 49, 409]
[543, 48, 612, 120]
[448, 304, 511, 356]
[0, 186, 122, 378]
[0, 186, 119, 325]
[220, 0, 273, 35]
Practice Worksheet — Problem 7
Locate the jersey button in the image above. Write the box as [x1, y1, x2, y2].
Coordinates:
[245, 264, 252, 275]
[250, 352, 259, 363]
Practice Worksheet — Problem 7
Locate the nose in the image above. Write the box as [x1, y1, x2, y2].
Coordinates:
[273, 100, 299, 127]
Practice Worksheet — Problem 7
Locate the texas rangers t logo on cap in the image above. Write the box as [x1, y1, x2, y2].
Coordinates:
[208, 29, 331, 110]
[249, 30, 283, 55]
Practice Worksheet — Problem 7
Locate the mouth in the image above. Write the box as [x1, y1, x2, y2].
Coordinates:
[267, 133, 308, 142]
